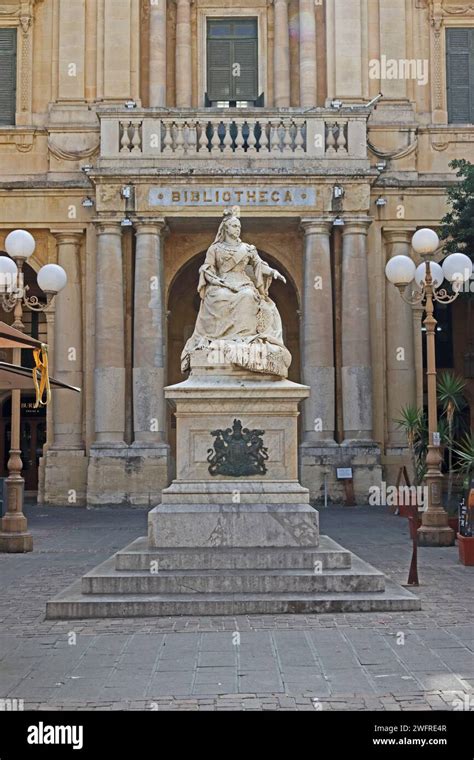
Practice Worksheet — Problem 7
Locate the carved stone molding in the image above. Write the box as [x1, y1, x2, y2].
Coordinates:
[47, 136, 100, 162]
[0, 127, 38, 152]
[443, 3, 474, 15]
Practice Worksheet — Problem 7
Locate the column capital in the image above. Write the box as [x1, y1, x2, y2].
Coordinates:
[383, 227, 417, 245]
[95, 220, 123, 237]
[300, 218, 333, 236]
[341, 217, 372, 236]
[51, 231, 84, 249]
[134, 219, 168, 237]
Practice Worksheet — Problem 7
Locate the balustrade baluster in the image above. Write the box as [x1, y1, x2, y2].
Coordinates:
[120, 121, 131, 153]
[283, 119, 293, 155]
[326, 123, 336, 155]
[336, 121, 347, 154]
[175, 123, 185, 155]
[270, 122, 281, 152]
[223, 122, 233, 155]
[210, 122, 221, 154]
[294, 120, 305, 154]
[247, 121, 257, 153]
[259, 121, 269, 153]
[235, 120, 245, 153]
[131, 121, 142, 154]
[198, 121, 208, 153]
[163, 121, 173, 154]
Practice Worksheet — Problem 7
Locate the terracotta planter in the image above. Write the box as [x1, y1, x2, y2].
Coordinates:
[457, 534, 474, 566]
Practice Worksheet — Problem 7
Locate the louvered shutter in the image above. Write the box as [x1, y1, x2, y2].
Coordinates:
[0, 29, 17, 126]
[232, 39, 258, 101]
[446, 28, 473, 124]
[207, 39, 232, 101]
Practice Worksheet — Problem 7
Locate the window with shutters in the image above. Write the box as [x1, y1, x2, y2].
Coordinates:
[206, 18, 260, 107]
[446, 28, 474, 124]
[0, 28, 17, 126]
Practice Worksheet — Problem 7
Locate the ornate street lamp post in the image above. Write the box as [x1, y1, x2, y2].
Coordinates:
[385, 228, 472, 547]
[0, 230, 67, 553]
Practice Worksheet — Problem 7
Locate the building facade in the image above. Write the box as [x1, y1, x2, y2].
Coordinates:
[0, 0, 473, 506]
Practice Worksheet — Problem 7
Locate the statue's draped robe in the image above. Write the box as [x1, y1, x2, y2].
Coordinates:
[181, 242, 292, 377]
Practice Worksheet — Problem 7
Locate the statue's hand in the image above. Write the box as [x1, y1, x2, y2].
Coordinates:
[272, 270, 286, 284]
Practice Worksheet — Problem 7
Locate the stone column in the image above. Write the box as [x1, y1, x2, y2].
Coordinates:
[52, 233, 84, 449]
[43, 232, 87, 505]
[94, 223, 126, 445]
[300, 220, 335, 443]
[274, 0, 290, 107]
[385, 230, 417, 447]
[175, 0, 192, 107]
[133, 222, 167, 444]
[149, 0, 167, 107]
[299, 0, 317, 106]
[341, 220, 373, 442]
[129, 221, 170, 504]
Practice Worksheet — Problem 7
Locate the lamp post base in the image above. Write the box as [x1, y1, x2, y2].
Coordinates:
[417, 524, 455, 547]
[0, 530, 33, 553]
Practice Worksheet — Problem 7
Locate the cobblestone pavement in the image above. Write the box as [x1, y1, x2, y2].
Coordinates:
[0, 503, 473, 711]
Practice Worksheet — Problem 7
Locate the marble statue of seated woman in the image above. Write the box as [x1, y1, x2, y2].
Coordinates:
[181, 207, 292, 378]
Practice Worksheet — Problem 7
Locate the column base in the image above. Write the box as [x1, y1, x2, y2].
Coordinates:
[383, 446, 415, 487]
[417, 525, 455, 547]
[42, 449, 88, 506]
[300, 441, 382, 504]
[0, 530, 33, 553]
[87, 444, 170, 507]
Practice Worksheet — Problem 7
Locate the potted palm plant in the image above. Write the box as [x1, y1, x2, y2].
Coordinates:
[437, 371, 468, 510]
[395, 406, 427, 517]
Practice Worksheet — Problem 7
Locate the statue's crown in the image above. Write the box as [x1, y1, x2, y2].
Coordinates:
[223, 205, 241, 219]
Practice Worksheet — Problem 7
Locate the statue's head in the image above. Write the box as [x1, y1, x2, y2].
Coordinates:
[214, 206, 241, 243]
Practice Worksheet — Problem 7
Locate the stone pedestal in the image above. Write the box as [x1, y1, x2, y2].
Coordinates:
[47, 353, 419, 618]
[149, 352, 315, 547]
[43, 450, 88, 507]
[87, 445, 169, 507]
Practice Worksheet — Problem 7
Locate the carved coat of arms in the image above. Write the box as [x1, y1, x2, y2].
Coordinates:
[207, 419, 269, 477]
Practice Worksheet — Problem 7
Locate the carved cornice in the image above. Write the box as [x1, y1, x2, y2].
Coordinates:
[428, 0, 474, 24]
[443, 2, 474, 15]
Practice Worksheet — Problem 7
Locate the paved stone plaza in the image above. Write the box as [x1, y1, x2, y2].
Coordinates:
[0, 504, 472, 711]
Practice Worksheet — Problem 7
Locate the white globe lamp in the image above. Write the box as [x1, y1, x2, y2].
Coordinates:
[411, 228, 440, 257]
[442, 253, 473, 286]
[5, 230, 36, 263]
[385, 255, 416, 287]
[0, 256, 18, 293]
[415, 261, 444, 289]
[37, 264, 68, 295]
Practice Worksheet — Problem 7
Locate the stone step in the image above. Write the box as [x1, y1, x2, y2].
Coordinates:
[46, 579, 421, 619]
[161, 482, 310, 505]
[115, 535, 352, 571]
[81, 554, 385, 595]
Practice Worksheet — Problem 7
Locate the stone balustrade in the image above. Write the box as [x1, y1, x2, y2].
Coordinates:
[99, 109, 369, 163]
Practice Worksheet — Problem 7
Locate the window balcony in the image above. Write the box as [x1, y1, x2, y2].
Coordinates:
[97, 107, 369, 171]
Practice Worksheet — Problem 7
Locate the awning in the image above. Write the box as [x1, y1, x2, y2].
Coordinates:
[0, 321, 44, 350]
[0, 362, 80, 393]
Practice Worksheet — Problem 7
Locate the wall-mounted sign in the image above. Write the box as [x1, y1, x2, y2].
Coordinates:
[149, 186, 316, 208]
[337, 468, 353, 480]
